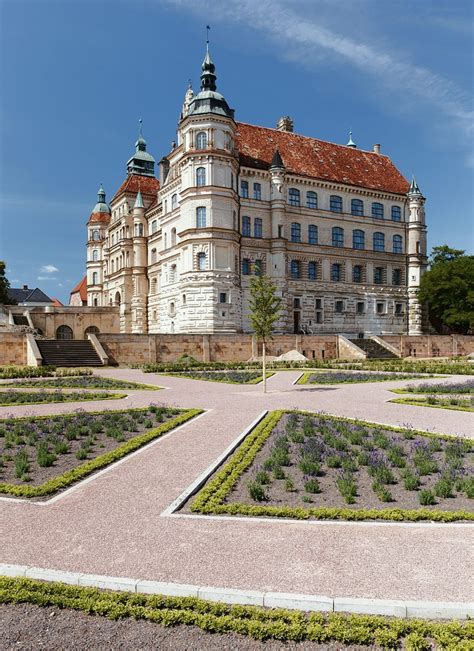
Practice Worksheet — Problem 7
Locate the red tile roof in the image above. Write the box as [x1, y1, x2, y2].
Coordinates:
[70, 276, 87, 302]
[51, 297, 63, 307]
[88, 211, 110, 225]
[235, 122, 409, 195]
[112, 174, 160, 202]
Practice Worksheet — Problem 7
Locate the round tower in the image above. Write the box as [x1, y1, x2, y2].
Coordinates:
[86, 184, 110, 306]
[131, 190, 148, 332]
[406, 177, 427, 335]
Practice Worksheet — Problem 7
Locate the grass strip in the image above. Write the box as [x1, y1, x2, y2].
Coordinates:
[0, 409, 202, 497]
[0, 392, 127, 406]
[1, 577, 472, 649]
[191, 410, 473, 523]
[390, 397, 473, 413]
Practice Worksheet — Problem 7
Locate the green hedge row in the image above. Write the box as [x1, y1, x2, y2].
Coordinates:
[0, 366, 93, 379]
[1, 577, 472, 649]
[390, 397, 473, 413]
[0, 392, 127, 406]
[0, 408, 202, 497]
[191, 410, 474, 523]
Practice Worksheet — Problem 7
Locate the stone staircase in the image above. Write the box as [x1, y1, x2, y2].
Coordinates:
[36, 339, 104, 367]
[349, 338, 398, 359]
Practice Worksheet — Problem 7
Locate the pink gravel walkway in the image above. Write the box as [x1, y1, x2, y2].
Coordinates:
[1, 369, 473, 603]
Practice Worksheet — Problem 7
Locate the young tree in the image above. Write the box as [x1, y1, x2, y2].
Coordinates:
[419, 248, 474, 334]
[248, 274, 282, 393]
[0, 261, 15, 305]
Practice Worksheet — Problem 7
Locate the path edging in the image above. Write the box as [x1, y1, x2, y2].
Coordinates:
[1, 564, 472, 620]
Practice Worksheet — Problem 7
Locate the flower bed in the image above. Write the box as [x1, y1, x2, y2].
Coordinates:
[393, 380, 474, 395]
[2, 376, 160, 390]
[2, 578, 472, 648]
[0, 366, 92, 379]
[298, 371, 427, 385]
[189, 411, 473, 522]
[162, 370, 272, 384]
[0, 406, 201, 497]
[0, 390, 126, 406]
[391, 396, 473, 413]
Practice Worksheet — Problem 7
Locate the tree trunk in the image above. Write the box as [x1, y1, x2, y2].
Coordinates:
[262, 340, 266, 393]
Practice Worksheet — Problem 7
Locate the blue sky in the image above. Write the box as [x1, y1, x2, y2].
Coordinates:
[0, 0, 472, 303]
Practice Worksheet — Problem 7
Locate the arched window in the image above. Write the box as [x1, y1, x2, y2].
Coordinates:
[196, 206, 206, 228]
[171, 228, 176, 246]
[196, 167, 206, 187]
[92, 272, 98, 285]
[308, 224, 318, 245]
[111, 260, 115, 273]
[84, 325, 100, 338]
[391, 206, 401, 222]
[151, 248, 157, 263]
[242, 258, 250, 275]
[352, 264, 362, 283]
[196, 131, 207, 149]
[332, 226, 344, 247]
[330, 195, 343, 213]
[290, 260, 301, 279]
[114, 291, 121, 305]
[197, 252, 206, 270]
[169, 302, 176, 316]
[288, 188, 300, 206]
[171, 193, 178, 209]
[352, 229, 365, 250]
[306, 191, 317, 209]
[393, 234, 403, 254]
[372, 202, 384, 219]
[254, 259, 263, 276]
[92, 250, 98, 262]
[351, 199, 364, 216]
[56, 325, 73, 340]
[373, 232, 385, 252]
[254, 218, 263, 238]
[308, 261, 317, 280]
[242, 216, 251, 237]
[291, 222, 301, 242]
[331, 263, 341, 282]
[92, 229, 100, 241]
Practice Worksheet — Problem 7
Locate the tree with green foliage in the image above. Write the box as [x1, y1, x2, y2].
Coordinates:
[0, 261, 15, 305]
[419, 247, 474, 334]
[248, 275, 282, 393]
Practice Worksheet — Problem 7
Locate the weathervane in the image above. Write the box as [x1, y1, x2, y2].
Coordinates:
[206, 24, 210, 49]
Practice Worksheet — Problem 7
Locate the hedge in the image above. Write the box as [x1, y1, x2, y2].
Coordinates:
[390, 397, 473, 413]
[191, 410, 474, 523]
[0, 408, 202, 498]
[160, 371, 274, 385]
[0, 392, 127, 406]
[1, 577, 472, 649]
[297, 372, 433, 385]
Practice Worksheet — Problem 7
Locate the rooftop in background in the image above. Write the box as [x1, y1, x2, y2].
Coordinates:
[69, 276, 88, 306]
[235, 122, 409, 195]
[7, 285, 54, 306]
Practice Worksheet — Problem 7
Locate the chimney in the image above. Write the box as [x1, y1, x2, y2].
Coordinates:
[23, 284, 28, 290]
[276, 116, 294, 132]
[373, 144, 381, 154]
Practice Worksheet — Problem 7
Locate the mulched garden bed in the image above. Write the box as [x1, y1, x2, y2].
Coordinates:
[0, 406, 180, 488]
[298, 371, 429, 385]
[0, 390, 124, 406]
[162, 370, 269, 384]
[390, 395, 473, 412]
[2, 376, 159, 390]
[394, 380, 474, 395]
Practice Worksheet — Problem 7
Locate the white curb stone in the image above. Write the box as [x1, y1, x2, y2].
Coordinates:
[136, 580, 199, 598]
[25, 567, 81, 585]
[334, 597, 406, 617]
[0, 563, 28, 577]
[405, 600, 474, 620]
[78, 573, 138, 592]
[198, 586, 264, 606]
[264, 592, 333, 612]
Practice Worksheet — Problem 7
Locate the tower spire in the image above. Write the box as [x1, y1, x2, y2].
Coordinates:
[408, 175, 422, 197]
[201, 25, 216, 91]
[346, 129, 357, 148]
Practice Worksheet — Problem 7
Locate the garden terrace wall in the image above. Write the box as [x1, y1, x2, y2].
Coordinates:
[380, 335, 474, 358]
[0, 332, 26, 365]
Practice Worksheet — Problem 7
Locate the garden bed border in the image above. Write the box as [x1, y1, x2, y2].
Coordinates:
[189, 410, 474, 523]
[389, 397, 473, 413]
[0, 391, 128, 407]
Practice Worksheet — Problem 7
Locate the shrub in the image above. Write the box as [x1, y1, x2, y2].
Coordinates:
[434, 477, 454, 499]
[75, 448, 88, 461]
[304, 479, 321, 494]
[403, 472, 420, 491]
[326, 455, 341, 468]
[372, 481, 393, 502]
[284, 478, 295, 492]
[419, 489, 436, 506]
[36, 442, 56, 468]
[255, 470, 270, 485]
[299, 459, 321, 476]
[53, 441, 69, 455]
[273, 466, 285, 480]
[14, 450, 29, 479]
[336, 473, 357, 504]
[248, 481, 267, 502]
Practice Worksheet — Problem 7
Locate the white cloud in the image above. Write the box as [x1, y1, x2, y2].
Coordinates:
[40, 265, 59, 274]
[37, 276, 57, 281]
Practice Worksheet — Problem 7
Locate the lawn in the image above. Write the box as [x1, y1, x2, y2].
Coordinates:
[2, 376, 160, 390]
[0, 406, 201, 497]
[297, 371, 428, 385]
[161, 370, 272, 384]
[0, 390, 126, 406]
[390, 395, 473, 412]
[190, 411, 473, 522]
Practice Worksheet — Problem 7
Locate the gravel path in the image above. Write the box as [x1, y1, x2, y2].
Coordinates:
[0, 369, 473, 605]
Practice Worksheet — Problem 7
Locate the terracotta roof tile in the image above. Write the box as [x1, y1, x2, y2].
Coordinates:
[235, 122, 409, 195]
[51, 297, 63, 307]
[112, 174, 160, 202]
[70, 276, 87, 302]
[88, 211, 110, 225]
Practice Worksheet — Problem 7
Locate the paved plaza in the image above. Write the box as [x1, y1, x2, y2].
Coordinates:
[1, 369, 473, 606]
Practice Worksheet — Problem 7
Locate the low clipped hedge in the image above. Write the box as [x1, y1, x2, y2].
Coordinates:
[390, 397, 474, 413]
[0, 391, 127, 406]
[297, 371, 429, 385]
[0, 366, 93, 379]
[191, 410, 474, 523]
[1, 577, 472, 649]
[0, 408, 202, 498]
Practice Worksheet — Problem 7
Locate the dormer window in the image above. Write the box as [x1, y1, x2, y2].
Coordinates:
[196, 131, 207, 149]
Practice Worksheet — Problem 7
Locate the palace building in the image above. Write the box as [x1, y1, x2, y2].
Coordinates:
[85, 46, 427, 336]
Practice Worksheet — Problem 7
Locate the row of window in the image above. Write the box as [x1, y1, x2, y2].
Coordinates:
[240, 181, 262, 200]
[286, 260, 402, 285]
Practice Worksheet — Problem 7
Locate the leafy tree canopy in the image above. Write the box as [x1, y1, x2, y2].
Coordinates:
[419, 247, 474, 334]
[248, 274, 282, 342]
[0, 261, 15, 305]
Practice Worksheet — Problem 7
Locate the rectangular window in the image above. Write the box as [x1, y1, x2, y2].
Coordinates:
[395, 303, 404, 316]
[315, 311, 323, 324]
[306, 191, 317, 209]
[352, 265, 362, 283]
[330, 195, 343, 213]
[219, 292, 227, 304]
[289, 188, 300, 206]
[254, 259, 263, 276]
[196, 206, 206, 228]
[374, 267, 384, 284]
[331, 263, 341, 282]
[308, 261, 317, 280]
[391, 206, 401, 222]
[392, 268, 402, 286]
[335, 300, 344, 314]
[240, 180, 249, 198]
[332, 227, 344, 248]
[315, 299, 322, 310]
[242, 259, 250, 275]
[376, 302, 385, 315]
[291, 222, 301, 243]
[356, 301, 365, 314]
[242, 216, 251, 237]
[254, 218, 263, 238]
[293, 297, 301, 309]
[253, 183, 261, 200]
[372, 202, 384, 219]
[308, 225, 318, 245]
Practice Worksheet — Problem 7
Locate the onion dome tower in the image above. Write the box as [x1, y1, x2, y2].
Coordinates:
[127, 120, 155, 177]
[186, 42, 234, 119]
